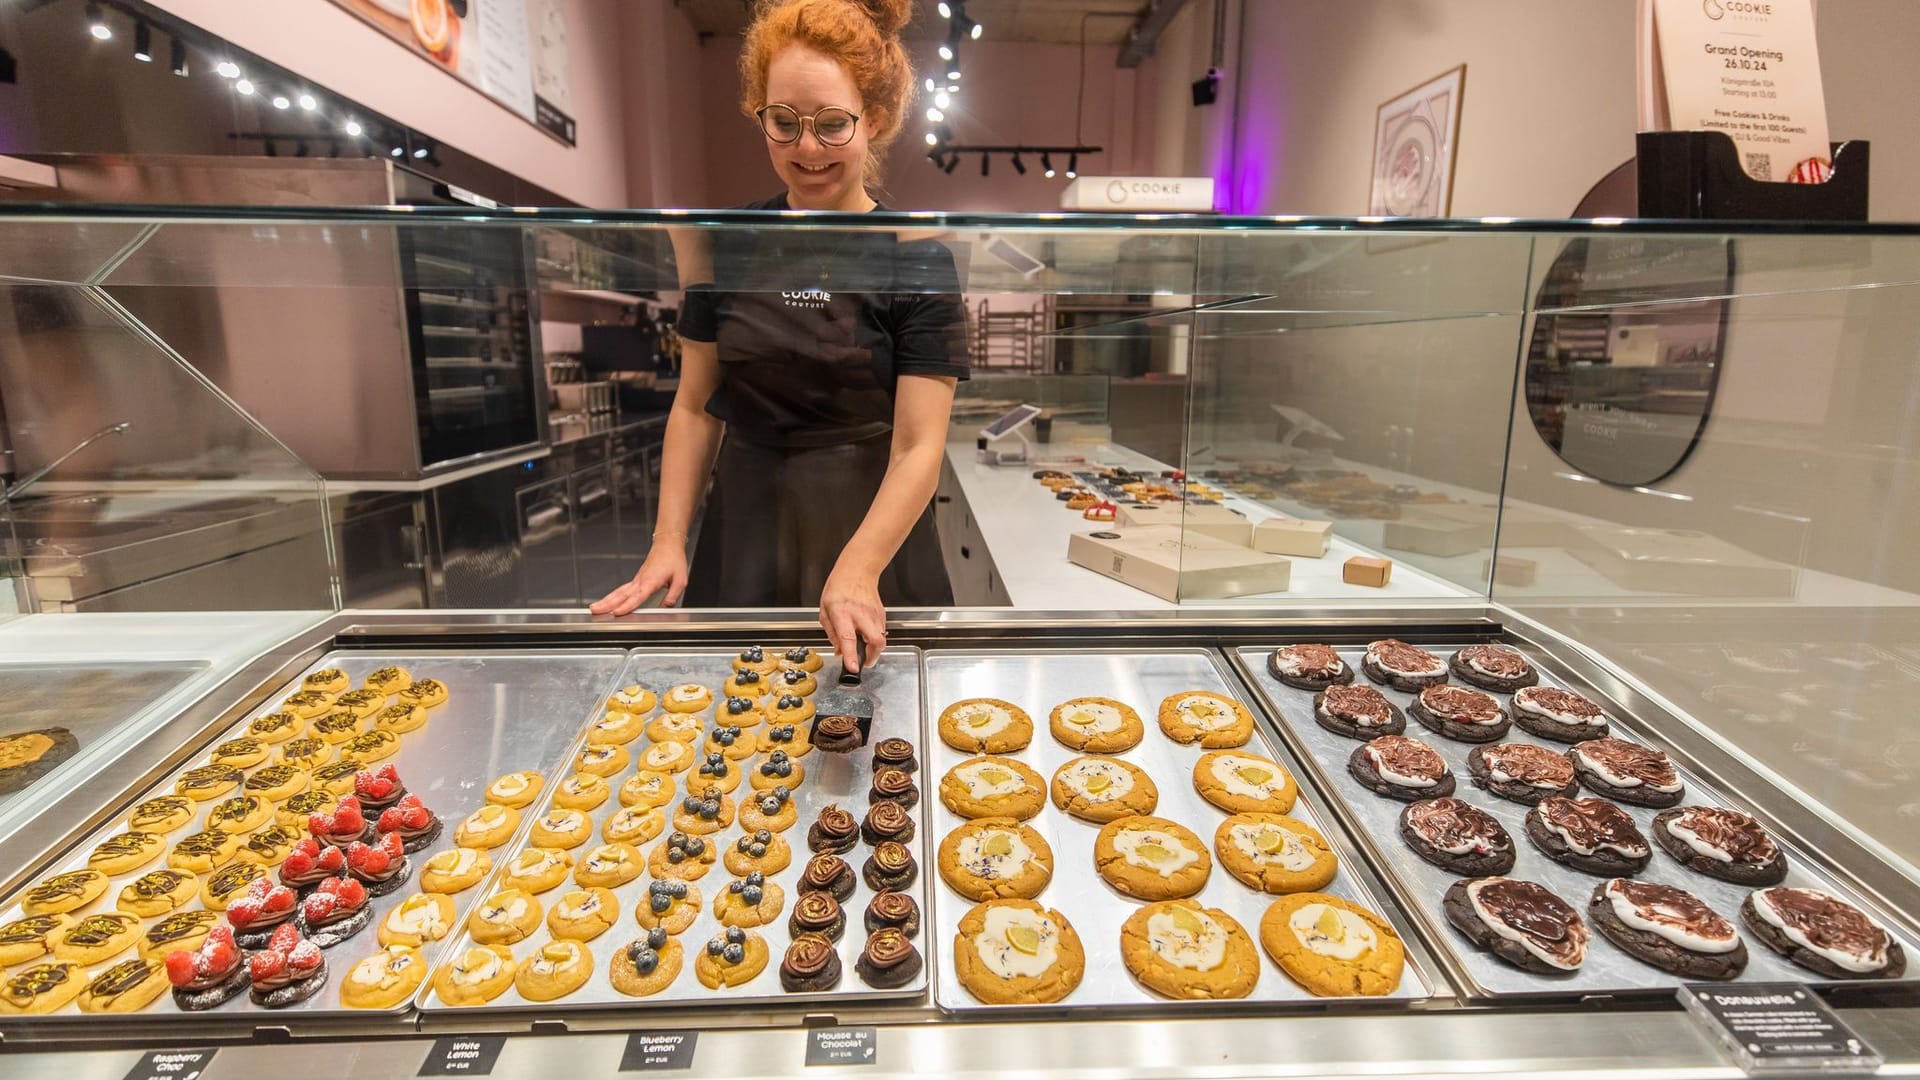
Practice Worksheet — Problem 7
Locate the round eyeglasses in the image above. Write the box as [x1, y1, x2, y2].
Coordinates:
[756, 104, 861, 147]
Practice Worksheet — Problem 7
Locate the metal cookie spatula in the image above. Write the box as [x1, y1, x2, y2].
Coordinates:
[811, 633, 875, 750]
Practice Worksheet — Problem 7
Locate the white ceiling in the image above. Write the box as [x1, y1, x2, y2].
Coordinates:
[675, 0, 1150, 47]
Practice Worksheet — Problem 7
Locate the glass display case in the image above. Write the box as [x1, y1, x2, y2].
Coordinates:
[1, 204, 1918, 1079]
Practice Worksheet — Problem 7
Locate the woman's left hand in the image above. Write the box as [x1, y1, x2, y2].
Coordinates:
[819, 564, 886, 675]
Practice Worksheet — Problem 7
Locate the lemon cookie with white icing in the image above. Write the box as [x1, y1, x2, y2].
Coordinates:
[938, 697, 1033, 754]
[937, 818, 1053, 901]
[1047, 696, 1144, 753]
[953, 898, 1084, 1004]
[1049, 755, 1157, 823]
[1213, 812, 1337, 893]
[1192, 750, 1298, 814]
[1120, 899, 1259, 999]
[1093, 815, 1211, 900]
[939, 755, 1046, 820]
[1156, 690, 1253, 748]
[1260, 892, 1405, 996]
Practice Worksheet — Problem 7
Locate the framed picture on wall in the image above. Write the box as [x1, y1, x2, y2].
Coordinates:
[1369, 65, 1466, 217]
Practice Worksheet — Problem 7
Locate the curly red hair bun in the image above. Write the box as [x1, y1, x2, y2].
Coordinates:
[741, 0, 916, 189]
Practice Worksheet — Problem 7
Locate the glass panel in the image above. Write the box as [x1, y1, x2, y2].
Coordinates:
[1177, 229, 1537, 603]
[1497, 231, 1920, 877]
[0, 277, 335, 612]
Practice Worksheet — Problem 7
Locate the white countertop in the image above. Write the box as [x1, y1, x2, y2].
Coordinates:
[946, 434, 1471, 610]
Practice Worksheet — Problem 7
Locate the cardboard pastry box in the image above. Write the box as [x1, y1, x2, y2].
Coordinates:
[1115, 503, 1252, 547]
[1252, 517, 1333, 558]
[1068, 526, 1291, 601]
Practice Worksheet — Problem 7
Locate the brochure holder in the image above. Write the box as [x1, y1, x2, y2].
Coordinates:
[1636, 131, 1868, 221]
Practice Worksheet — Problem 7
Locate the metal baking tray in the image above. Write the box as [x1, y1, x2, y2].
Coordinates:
[416, 646, 930, 1018]
[1232, 644, 1920, 1000]
[0, 649, 626, 1027]
[922, 648, 1439, 1013]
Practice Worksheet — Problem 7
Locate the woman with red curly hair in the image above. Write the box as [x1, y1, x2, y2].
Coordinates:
[593, 0, 966, 675]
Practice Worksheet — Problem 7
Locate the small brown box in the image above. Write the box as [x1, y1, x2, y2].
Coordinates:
[1343, 556, 1393, 588]
[1252, 517, 1333, 558]
[1484, 555, 1538, 587]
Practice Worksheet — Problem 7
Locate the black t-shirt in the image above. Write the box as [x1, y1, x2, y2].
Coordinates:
[676, 195, 969, 449]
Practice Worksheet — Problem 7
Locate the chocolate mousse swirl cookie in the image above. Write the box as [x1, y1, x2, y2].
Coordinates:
[1510, 687, 1609, 742]
[1268, 643, 1354, 691]
[1398, 798, 1514, 876]
[1313, 685, 1404, 740]
[788, 892, 847, 942]
[1447, 644, 1538, 692]
[865, 890, 921, 938]
[1444, 877, 1588, 974]
[1589, 878, 1747, 980]
[1467, 743, 1578, 805]
[1524, 797, 1651, 876]
[1567, 738, 1684, 808]
[1651, 806, 1787, 885]
[1347, 735, 1454, 801]
[1361, 639, 1448, 691]
[1741, 887, 1906, 979]
[780, 932, 843, 992]
[807, 805, 860, 854]
[1409, 685, 1510, 743]
[856, 927, 923, 988]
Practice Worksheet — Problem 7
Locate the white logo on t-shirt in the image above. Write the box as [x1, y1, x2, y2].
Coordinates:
[782, 287, 831, 309]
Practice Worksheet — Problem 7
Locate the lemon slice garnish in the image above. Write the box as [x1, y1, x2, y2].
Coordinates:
[978, 767, 1012, 785]
[1006, 925, 1041, 954]
[1255, 828, 1287, 854]
[1315, 907, 1345, 942]
[1084, 774, 1112, 793]
[1236, 765, 1273, 785]
[983, 832, 1013, 857]
[965, 709, 995, 729]
[1067, 710, 1097, 726]
[462, 947, 493, 970]
[542, 942, 574, 963]
[1170, 906, 1205, 934]
[1137, 841, 1175, 863]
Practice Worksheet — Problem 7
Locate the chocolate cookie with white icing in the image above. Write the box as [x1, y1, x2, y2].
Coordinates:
[1588, 878, 1746, 980]
[1741, 886, 1905, 979]
[1447, 644, 1538, 693]
[1523, 796, 1651, 876]
[1409, 685, 1511, 744]
[1312, 684, 1405, 740]
[1443, 876, 1588, 975]
[1360, 639, 1448, 692]
[1267, 643, 1354, 691]
[1651, 805, 1788, 885]
[1567, 738, 1685, 808]
[1346, 735, 1455, 801]
[1398, 798, 1514, 876]
[1510, 686, 1610, 743]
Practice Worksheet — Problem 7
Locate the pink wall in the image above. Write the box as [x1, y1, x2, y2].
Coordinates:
[144, 0, 631, 207]
[692, 38, 1155, 212]
[618, 2, 707, 209]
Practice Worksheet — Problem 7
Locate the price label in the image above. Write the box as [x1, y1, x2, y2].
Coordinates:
[418, 1035, 507, 1076]
[1680, 984, 1881, 1074]
[620, 1031, 698, 1071]
[805, 1026, 877, 1067]
[121, 1049, 216, 1080]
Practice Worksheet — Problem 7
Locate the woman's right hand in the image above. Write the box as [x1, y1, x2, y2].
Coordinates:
[589, 543, 689, 616]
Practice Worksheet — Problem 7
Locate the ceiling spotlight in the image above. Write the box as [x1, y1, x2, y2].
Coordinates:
[946, 83, 959, 93]
[297, 93, 317, 111]
[235, 78, 255, 95]
[924, 77, 935, 93]
[1066, 152, 1079, 178]
[934, 91, 950, 109]
[344, 119, 364, 137]
[413, 145, 430, 159]
[948, 69, 962, 81]
[86, 3, 111, 40]
[980, 153, 989, 177]
[1012, 152, 1026, 175]
[938, 43, 953, 61]
[169, 37, 188, 76]
[971, 21, 983, 39]
[133, 19, 152, 61]
[391, 145, 405, 158]
[925, 107, 943, 123]
[216, 59, 240, 79]
[270, 94, 291, 110]
[924, 131, 938, 146]
[1042, 152, 1055, 178]
[937, 1, 952, 17]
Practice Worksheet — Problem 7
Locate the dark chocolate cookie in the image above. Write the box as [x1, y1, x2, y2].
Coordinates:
[1523, 797, 1651, 876]
[1448, 645, 1539, 693]
[1409, 686, 1511, 743]
[1467, 743, 1578, 806]
[1741, 888, 1907, 980]
[1313, 685, 1405, 740]
[1268, 643, 1355, 691]
[1510, 687, 1609, 743]
[1443, 877, 1587, 974]
[1361, 639, 1448, 692]
[1346, 736, 1454, 801]
[1399, 798, 1514, 876]
[1568, 739, 1684, 808]
[1588, 879, 1746, 980]
[1651, 806, 1788, 886]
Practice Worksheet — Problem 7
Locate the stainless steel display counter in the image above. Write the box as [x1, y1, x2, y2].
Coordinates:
[1, 608, 1916, 1080]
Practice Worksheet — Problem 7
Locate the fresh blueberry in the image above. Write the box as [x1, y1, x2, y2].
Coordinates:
[650, 894, 673, 913]
[737, 837, 752, 852]
[682, 797, 701, 813]
[742, 885, 763, 904]
[743, 646, 763, 662]
[779, 696, 802, 710]
[666, 848, 685, 864]
[686, 838, 706, 855]
[759, 796, 780, 814]
[647, 927, 668, 949]
[729, 879, 744, 893]
[669, 881, 688, 898]
[722, 943, 745, 963]
[706, 938, 725, 956]
[631, 948, 658, 974]
[770, 751, 789, 764]
[754, 829, 772, 843]
[773, 786, 790, 800]
[749, 843, 767, 858]
[726, 926, 746, 944]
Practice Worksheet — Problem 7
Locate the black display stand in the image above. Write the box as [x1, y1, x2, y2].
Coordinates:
[1636, 131, 1868, 221]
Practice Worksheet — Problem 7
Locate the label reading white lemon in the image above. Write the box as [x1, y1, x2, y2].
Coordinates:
[1146, 907, 1228, 971]
[1288, 903, 1377, 961]
[977, 906, 1059, 978]
[1228, 822, 1318, 870]
[1114, 829, 1199, 877]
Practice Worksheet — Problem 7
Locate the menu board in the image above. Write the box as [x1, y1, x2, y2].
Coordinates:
[329, 0, 576, 145]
